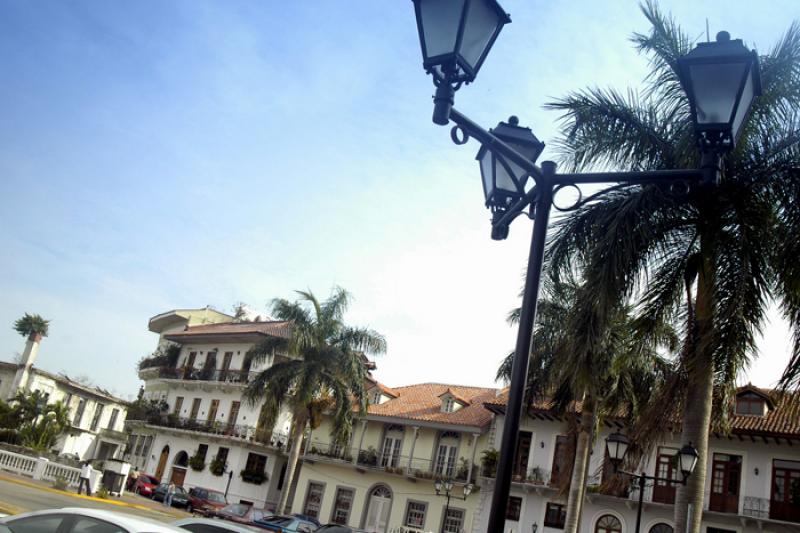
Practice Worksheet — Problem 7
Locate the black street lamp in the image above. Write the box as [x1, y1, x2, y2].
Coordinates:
[410, 4, 760, 533]
[434, 479, 473, 533]
[605, 433, 699, 533]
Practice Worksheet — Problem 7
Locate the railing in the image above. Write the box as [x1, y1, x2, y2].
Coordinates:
[0, 450, 37, 477]
[303, 440, 477, 482]
[100, 428, 129, 442]
[388, 527, 432, 533]
[133, 415, 290, 450]
[138, 366, 258, 385]
[41, 461, 82, 486]
[511, 467, 553, 487]
[743, 496, 770, 519]
[743, 496, 800, 524]
[0, 450, 81, 487]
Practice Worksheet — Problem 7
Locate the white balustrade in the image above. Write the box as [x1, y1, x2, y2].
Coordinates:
[0, 449, 81, 486]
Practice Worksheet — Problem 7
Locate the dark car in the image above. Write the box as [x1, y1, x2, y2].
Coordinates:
[213, 503, 269, 526]
[254, 516, 318, 533]
[132, 474, 161, 497]
[187, 486, 228, 515]
[152, 484, 190, 508]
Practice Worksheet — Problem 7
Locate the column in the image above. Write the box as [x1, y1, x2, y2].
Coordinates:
[407, 426, 420, 473]
[352, 419, 368, 464]
[467, 433, 480, 482]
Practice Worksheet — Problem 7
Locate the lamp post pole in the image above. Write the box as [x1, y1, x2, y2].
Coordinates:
[435, 480, 473, 533]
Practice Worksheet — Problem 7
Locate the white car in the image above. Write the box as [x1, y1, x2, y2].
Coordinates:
[172, 517, 263, 533]
[0, 508, 183, 533]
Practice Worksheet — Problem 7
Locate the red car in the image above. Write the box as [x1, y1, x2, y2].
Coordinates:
[213, 503, 269, 526]
[131, 474, 161, 497]
[187, 486, 227, 515]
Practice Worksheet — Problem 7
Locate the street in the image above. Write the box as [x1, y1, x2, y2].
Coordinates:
[0, 474, 189, 522]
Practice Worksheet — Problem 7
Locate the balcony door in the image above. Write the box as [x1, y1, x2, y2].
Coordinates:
[771, 459, 800, 522]
[513, 431, 532, 481]
[189, 398, 202, 422]
[551, 435, 571, 486]
[364, 485, 392, 533]
[380, 425, 404, 468]
[652, 447, 678, 504]
[434, 431, 460, 478]
[709, 453, 742, 513]
[207, 399, 219, 424]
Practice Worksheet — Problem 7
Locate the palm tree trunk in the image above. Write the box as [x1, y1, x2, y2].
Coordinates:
[674, 229, 716, 533]
[278, 419, 306, 514]
[563, 394, 595, 533]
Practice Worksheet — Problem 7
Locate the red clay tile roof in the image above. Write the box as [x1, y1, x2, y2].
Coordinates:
[485, 387, 800, 438]
[375, 382, 399, 398]
[438, 388, 472, 406]
[164, 320, 292, 341]
[368, 383, 498, 428]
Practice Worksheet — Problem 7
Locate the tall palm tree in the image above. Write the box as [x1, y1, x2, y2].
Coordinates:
[543, 4, 800, 531]
[498, 277, 675, 533]
[244, 287, 386, 514]
[13, 313, 50, 341]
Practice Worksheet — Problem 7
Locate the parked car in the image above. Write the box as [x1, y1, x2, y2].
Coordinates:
[173, 517, 261, 533]
[253, 516, 318, 533]
[290, 516, 320, 528]
[315, 526, 372, 533]
[187, 487, 228, 515]
[213, 503, 268, 526]
[0, 508, 183, 533]
[152, 484, 190, 508]
[132, 474, 161, 497]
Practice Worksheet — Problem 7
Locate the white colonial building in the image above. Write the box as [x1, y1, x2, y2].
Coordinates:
[479, 385, 800, 533]
[0, 333, 129, 461]
[125, 308, 294, 510]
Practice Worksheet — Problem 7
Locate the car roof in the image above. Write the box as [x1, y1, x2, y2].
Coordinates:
[1, 508, 183, 533]
[172, 517, 262, 533]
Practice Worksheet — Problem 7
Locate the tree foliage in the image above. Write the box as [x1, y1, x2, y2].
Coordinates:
[13, 313, 50, 339]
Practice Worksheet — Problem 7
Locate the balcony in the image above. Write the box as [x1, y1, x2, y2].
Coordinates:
[743, 496, 800, 524]
[137, 366, 258, 386]
[99, 427, 129, 442]
[129, 414, 290, 451]
[303, 440, 477, 483]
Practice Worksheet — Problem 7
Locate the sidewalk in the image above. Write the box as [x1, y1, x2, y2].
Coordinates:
[0, 471, 187, 517]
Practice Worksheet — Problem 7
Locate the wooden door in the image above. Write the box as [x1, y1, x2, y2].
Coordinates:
[709, 453, 741, 513]
[155, 446, 170, 480]
[183, 352, 197, 378]
[513, 431, 532, 481]
[652, 448, 678, 504]
[221, 352, 233, 381]
[770, 459, 800, 522]
[170, 467, 186, 486]
[228, 401, 241, 432]
[207, 400, 219, 423]
[189, 398, 201, 421]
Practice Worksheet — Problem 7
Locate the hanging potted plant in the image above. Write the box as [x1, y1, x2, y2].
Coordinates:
[188, 449, 206, 472]
[210, 457, 227, 477]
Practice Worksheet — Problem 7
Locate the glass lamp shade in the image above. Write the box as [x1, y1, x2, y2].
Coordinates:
[678, 444, 699, 478]
[434, 479, 443, 493]
[444, 480, 454, 493]
[413, 0, 510, 82]
[605, 432, 630, 465]
[463, 483, 474, 497]
[476, 117, 544, 208]
[678, 31, 761, 151]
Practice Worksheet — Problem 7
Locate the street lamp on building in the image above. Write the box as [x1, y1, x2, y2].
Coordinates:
[434, 479, 473, 533]
[410, 2, 760, 532]
[605, 432, 699, 533]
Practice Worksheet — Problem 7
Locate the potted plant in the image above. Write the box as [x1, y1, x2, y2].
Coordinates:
[240, 468, 268, 485]
[480, 448, 498, 478]
[189, 450, 206, 472]
[209, 457, 226, 476]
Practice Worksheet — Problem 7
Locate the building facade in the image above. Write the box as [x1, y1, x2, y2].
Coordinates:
[292, 382, 500, 533]
[478, 386, 800, 533]
[125, 308, 293, 509]
[0, 338, 129, 461]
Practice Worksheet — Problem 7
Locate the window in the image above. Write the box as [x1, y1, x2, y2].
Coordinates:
[434, 433, 460, 478]
[404, 501, 427, 529]
[595, 514, 622, 533]
[245, 452, 267, 473]
[6, 515, 67, 533]
[442, 508, 464, 533]
[189, 398, 202, 420]
[771, 459, 800, 521]
[107, 408, 120, 430]
[174, 396, 184, 415]
[506, 496, 522, 521]
[196, 444, 209, 462]
[73, 398, 86, 426]
[207, 399, 220, 422]
[331, 487, 355, 525]
[143, 435, 153, 457]
[90, 404, 105, 431]
[228, 401, 240, 425]
[442, 397, 455, 413]
[544, 502, 566, 529]
[216, 447, 229, 463]
[303, 482, 325, 519]
[380, 427, 403, 468]
[71, 516, 126, 533]
[736, 393, 766, 415]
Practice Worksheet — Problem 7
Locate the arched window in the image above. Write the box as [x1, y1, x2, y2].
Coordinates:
[364, 485, 392, 532]
[595, 514, 622, 533]
[173, 450, 189, 467]
[649, 524, 673, 533]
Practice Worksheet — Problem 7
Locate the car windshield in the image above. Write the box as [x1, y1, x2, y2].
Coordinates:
[206, 491, 226, 503]
[222, 504, 250, 517]
[141, 476, 156, 484]
[174, 486, 187, 495]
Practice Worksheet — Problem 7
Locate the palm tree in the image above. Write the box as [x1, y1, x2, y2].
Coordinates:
[543, 4, 800, 531]
[244, 287, 386, 514]
[498, 277, 675, 533]
[13, 313, 50, 342]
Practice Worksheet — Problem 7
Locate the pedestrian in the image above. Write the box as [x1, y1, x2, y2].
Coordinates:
[164, 481, 175, 507]
[127, 466, 139, 491]
[78, 461, 94, 496]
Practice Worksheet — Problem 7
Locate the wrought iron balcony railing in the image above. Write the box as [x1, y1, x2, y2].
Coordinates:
[138, 366, 258, 385]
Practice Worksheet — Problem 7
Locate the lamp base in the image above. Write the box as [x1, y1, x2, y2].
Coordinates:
[433, 83, 454, 125]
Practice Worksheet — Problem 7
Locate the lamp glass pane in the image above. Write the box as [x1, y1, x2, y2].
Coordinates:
[420, 0, 467, 59]
[494, 156, 520, 196]
[731, 67, 755, 141]
[460, 0, 501, 70]
[479, 148, 495, 202]
[689, 62, 748, 124]
[679, 449, 698, 476]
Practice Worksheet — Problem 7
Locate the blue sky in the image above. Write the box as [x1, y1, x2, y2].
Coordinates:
[1, 0, 797, 399]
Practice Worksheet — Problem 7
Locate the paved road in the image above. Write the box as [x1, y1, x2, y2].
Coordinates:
[0, 477, 188, 522]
